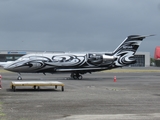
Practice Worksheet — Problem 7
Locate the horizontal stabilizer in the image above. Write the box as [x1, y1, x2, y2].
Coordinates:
[130, 34, 155, 39]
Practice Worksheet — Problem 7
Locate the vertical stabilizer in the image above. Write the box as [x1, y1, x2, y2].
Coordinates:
[112, 35, 152, 67]
[113, 35, 145, 55]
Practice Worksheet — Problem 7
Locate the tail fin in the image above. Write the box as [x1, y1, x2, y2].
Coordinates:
[112, 35, 154, 67]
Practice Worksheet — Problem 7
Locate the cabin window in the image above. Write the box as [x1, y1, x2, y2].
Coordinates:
[6, 56, 13, 60]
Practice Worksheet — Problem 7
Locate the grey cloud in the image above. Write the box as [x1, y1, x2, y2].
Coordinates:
[0, 0, 160, 56]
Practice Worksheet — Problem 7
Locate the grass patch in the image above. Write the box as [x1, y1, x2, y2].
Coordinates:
[0, 101, 6, 118]
[0, 69, 12, 73]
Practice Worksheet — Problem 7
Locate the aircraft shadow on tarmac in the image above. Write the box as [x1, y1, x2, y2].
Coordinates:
[153, 94, 160, 97]
[64, 76, 119, 81]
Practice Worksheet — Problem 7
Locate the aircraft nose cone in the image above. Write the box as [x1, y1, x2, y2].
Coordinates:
[4, 64, 16, 71]
[4, 66, 10, 70]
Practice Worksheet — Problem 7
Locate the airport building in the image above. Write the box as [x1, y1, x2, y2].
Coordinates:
[0, 51, 27, 62]
[129, 52, 150, 67]
[0, 51, 150, 67]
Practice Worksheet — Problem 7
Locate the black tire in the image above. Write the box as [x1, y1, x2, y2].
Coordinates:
[73, 75, 77, 80]
[78, 75, 82, 80]
[17, 76, 22, 80]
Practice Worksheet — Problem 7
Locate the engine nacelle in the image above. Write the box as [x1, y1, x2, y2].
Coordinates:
[87, 53, 116, 65]
[102, 55, 116, 61]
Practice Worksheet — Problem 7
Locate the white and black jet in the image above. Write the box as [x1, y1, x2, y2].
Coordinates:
[0, 35, 153, 80]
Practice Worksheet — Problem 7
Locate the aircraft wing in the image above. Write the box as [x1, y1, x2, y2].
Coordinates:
[56, 67, 108, 72]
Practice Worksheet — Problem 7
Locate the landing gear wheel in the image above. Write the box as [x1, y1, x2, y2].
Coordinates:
[71, 72, 83, 80]
[17, 76, 22, 80]
[70, 73, 74, 78]
[77, 75, 82, 80]
[73, 75, 77, 80]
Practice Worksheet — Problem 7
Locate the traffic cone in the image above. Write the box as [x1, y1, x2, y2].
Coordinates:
[114, 76, 117, 82]
[0, 75, 2, 89]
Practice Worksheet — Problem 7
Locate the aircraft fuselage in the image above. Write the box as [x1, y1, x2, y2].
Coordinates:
[3, 53, 116, 73]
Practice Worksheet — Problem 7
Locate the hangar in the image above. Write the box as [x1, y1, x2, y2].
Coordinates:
[129, 52, 150, 67]
[0, 51, 26, 62]
[0, 51, 150, 67]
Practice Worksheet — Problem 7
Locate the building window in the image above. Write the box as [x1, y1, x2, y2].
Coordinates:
[130, 55, 145, 67]
[6, 56, 13, 60]
[14, 56, 21, 60]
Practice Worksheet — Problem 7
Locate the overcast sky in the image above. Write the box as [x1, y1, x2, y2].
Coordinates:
[0, 0, 160, 57]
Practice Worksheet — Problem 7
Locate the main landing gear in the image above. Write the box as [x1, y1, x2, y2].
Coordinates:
[70, 72, 83, 80]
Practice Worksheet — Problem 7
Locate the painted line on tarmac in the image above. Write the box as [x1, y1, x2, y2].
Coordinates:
[57, 113, 160, 120]
[103, 69, 160, 73]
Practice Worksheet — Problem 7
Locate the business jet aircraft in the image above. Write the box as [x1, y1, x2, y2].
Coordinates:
[0, 35, 153, 80]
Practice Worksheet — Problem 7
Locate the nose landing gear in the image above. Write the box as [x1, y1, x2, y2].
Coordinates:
[17, 73, 22, 80]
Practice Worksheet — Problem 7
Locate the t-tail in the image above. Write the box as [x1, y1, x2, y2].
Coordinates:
[111, 35, 154, 67]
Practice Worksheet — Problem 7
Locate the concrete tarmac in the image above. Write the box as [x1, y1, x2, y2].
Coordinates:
[0, 67, 160, 120]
